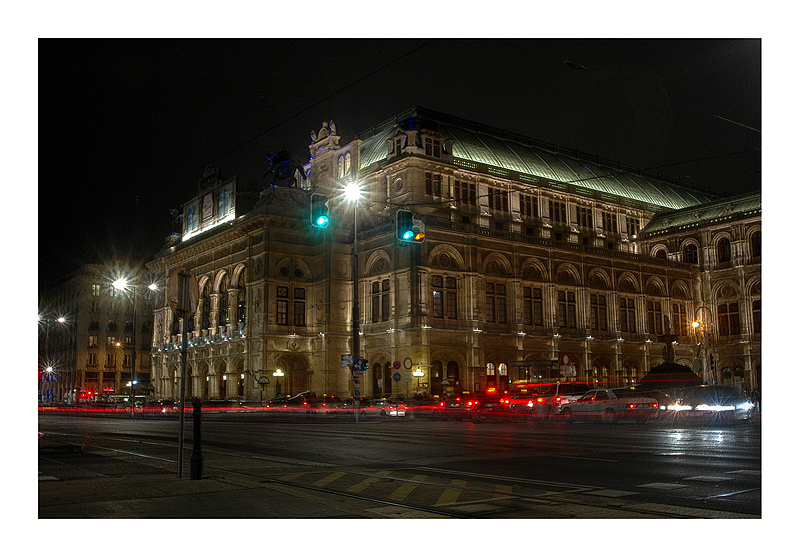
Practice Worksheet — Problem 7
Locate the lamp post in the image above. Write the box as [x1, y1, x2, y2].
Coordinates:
[273, 368, 284, 397]
[413, 367, 425, 394]
[693, 305, 713, 384]
[345, 181, 362, 411]
[114, 279, 158, 417]
[39, 314, 67, 403]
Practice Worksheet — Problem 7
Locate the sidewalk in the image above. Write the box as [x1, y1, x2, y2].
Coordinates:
[37, 436, 439, 519]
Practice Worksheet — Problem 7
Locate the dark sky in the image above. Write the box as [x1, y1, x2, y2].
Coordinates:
[38, 38, 761, 290]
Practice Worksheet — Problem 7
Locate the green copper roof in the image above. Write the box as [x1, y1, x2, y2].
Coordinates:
[357, 107, 722, 210]
[639, 191, 761, 237]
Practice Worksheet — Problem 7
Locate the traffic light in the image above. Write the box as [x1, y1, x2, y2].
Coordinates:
[310, 193, 330, 228]
[396, 209, 425, 243]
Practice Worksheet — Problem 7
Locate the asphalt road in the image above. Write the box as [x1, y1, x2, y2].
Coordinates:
[38, 411, 761, 519]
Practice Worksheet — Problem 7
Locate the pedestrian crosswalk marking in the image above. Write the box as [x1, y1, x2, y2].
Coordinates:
[436, 479, 467, 506]
[348, 472, 390, 494]
[313, 471, 347, 487]
[493, 484, 513, 499]
[389, 474, 427, 501]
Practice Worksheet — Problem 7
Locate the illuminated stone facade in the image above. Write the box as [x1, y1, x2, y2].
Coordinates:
[147, 107, 761, 402]
[38, 263, 157, 403]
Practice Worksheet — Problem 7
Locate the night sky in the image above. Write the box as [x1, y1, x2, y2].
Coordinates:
[38, 38, 761, 291]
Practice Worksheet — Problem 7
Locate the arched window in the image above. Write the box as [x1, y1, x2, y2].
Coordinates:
[201, 283, 211, 330]
[237, 273, 246, 324]
[751, 231, 761, 258]
[655, 249, 667, 259]
[486, 363, 496, 385]
[684, 243, 699, 264]
[218, 276, 229, 327]
[718, 238, 732, 263]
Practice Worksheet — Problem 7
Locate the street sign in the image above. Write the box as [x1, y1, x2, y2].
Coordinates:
[393, 361, 401, 369]
[341, 354, 353, 367]
[404, 357, 413, 370]
[393, 372, 401, 382]
[352, 370, 362, 377]
[353, 358, 366, 371]
[257, 376, 270, 385]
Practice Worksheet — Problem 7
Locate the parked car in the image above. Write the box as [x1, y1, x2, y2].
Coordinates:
[666, 385, 756, 423]
[530, 382, 592, 417]
[368, 398, 406, 417]
[561, 388, 659, 424]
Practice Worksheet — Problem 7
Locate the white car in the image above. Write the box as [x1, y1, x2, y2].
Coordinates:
[561, 388, 659, 424]
[368, 398, 406, 417]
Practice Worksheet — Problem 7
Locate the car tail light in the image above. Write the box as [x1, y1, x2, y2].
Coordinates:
[535, 397, 545, 404]
[555, 397, 562, 404]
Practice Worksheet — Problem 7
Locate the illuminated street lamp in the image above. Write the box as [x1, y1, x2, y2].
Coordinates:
[113, 278, 158, 416]
[273, 368, 284, 397]
[39, 313, 68, 402]
[345, 181, 362, 406]
[413, 367, 425, 393]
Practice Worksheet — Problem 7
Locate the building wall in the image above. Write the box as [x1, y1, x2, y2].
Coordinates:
[147, 116, 761, 403]
[38, 264, 156, 403]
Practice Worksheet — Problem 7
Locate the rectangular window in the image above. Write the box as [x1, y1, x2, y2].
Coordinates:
[432, 275, 457, 319]
[672, 303, 688, 336]
[87, 353, 97, 366]
[486, 283, 507, 323]
[91, 284, 101, 296]
[488, 188, 508, 213]
[619, 297, 636, 333]
[123, 354, 132, 367]
[277, 287, 289, 326]
[577, 207, 593, 228]
[591, 294, 608, 331]
[425, 172, 442, 196]
[602, 211, 618, 233]
[718, 302, 741, 336]
[424, 137, 441, 158]
[106, 353, 115, 367]
[456, 180, 477, 206]
[519, 193, 537, 218]
[752, 299, 761, 334]
[627, 217, 641, 237]
[293, 301, 305, 326]
[549, 200, 567, 223]
[88, 335, 98, 348]
[557, 290, 577, 328]
[647, 301, 664, 335]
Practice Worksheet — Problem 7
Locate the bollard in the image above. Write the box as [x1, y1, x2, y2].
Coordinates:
[190, 399, 204, 480]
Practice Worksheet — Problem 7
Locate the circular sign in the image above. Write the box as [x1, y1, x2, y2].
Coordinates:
[403, 357, 413, 370]
[562, 354, 570, 365]
[377, 372, 383, 379]
[393, 361, 401, 369]
[393, 372, 402, 382]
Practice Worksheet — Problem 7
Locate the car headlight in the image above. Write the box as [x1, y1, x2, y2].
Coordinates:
[667, 404, 692, 411]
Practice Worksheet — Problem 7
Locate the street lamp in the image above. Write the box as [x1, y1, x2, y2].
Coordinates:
[39, 313, 68, 402]
[113, 278, 158, 416]
[273, 368, 284, 397]
[345, 181, 362, 401]
[413, 367, 425, 394]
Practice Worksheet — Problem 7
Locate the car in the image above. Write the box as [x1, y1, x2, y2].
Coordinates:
[560, 388, 659, 424]
[468, 387, 512, 422]
[530, 382, 592, 417]
[334, 397, 371, 417]
[368, 398, 406, 417]
[431, 393, 471, 421]
[666, 385, 756, 423]
[267, 391, 318, 411]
